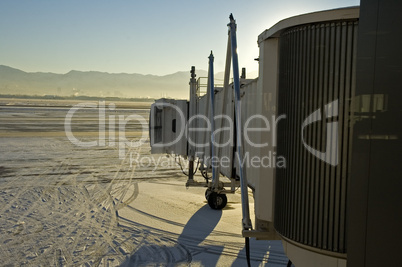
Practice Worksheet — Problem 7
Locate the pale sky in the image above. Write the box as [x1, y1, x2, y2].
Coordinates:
[0, 0, 359, 76]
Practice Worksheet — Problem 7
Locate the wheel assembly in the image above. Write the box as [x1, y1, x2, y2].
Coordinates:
[207, 192, 227, 210]
[205, 188, 212, 200]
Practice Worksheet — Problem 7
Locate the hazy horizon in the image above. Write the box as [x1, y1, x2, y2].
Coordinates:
[1, 1, 359, 99]
[1, 0, 359, 77]
[0, 65, 259, 99]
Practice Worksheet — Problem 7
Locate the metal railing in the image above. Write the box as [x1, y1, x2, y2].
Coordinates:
[197, 77, 224, 97]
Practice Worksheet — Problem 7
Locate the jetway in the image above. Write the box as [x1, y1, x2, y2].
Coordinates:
[149, 5, 402, 267]
[149, 98, 188, 155]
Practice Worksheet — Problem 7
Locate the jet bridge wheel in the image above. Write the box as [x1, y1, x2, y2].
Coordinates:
[207, 192, 227, 210]
[205, 188, 212, 200]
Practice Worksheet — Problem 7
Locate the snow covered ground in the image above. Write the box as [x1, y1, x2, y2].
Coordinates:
[0, 99, 289, 266]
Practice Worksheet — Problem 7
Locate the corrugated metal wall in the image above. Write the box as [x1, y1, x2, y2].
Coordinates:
[274, 20, 358, 254]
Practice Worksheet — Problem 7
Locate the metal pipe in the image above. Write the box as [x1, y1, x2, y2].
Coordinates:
[208, 51, 218, 189]
[228, 14, 252, 230]
[188, 66, 197, 181]
[212, 33, 232, 187]
[224, 33, 232, 91]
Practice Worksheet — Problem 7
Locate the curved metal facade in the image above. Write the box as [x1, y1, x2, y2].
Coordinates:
[275, 20, 358, 254]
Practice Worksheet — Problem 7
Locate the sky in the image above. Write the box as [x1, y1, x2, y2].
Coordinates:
[0, 0, 359, 76]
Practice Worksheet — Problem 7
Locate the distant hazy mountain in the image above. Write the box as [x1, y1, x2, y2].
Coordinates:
[0, 65, 257, 99]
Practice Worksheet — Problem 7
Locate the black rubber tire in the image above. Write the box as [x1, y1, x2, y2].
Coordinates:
[207, 192, 227, 210]
[205, 188, 212, 200]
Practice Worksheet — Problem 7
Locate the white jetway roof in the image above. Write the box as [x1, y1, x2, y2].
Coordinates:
[258, 6, 360, 43]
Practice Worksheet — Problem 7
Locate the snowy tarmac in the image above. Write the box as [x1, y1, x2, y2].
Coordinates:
[0, 98, 289, 266]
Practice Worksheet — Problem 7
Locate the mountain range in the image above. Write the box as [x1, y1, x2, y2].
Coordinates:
[0, 65, 257, 99]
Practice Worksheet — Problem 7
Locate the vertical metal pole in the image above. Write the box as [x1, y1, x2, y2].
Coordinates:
[228, 14, 252, 230]
[208, 51, 218, 189]
[188, 66, 197, 181]
[188, 160, 194, 180]
[224, 34, 232, 89]
[213, 33, 232, 188]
